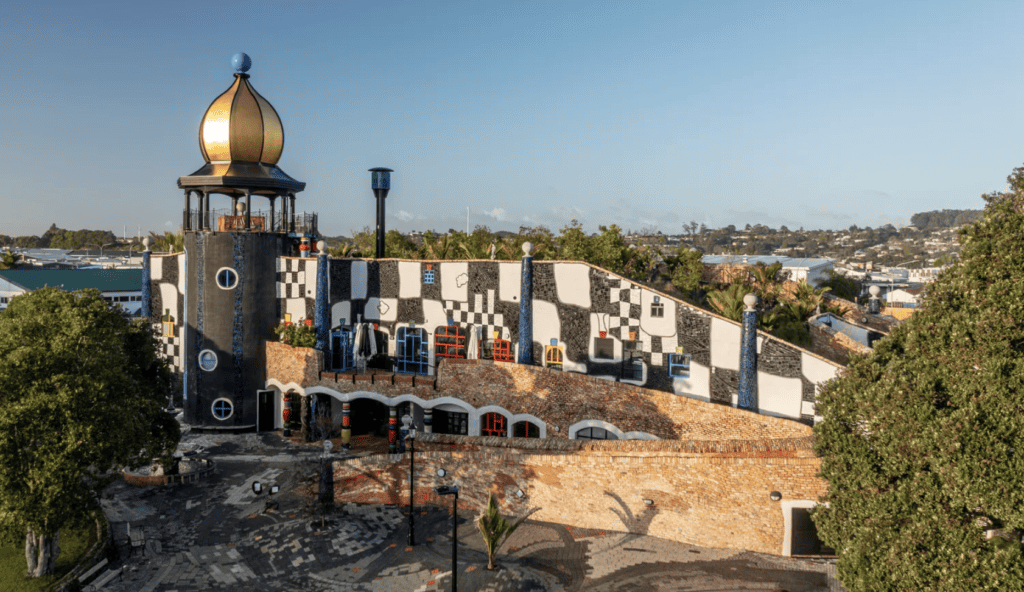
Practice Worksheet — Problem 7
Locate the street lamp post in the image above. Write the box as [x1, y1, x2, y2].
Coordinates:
[402, 414, 417, 546]
[434, 485, 459, 592]
[369, 168, 393, 259]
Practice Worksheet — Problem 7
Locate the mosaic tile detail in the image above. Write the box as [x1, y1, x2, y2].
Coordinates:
[232, 234, 246, 424]
[737, 310, 758, 411]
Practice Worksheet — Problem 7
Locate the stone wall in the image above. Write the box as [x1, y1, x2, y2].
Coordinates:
[808, 322, 874, 366]
[332, 433, 825, 556]
[266, 341, 322, 388]
[278, 355, 814, 441]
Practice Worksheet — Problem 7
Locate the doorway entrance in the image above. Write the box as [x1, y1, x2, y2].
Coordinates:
[257, 390, 275, 431]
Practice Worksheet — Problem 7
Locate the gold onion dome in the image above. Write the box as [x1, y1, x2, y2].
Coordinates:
[178, 53, 304, 194]
[199, 55, 284, 164]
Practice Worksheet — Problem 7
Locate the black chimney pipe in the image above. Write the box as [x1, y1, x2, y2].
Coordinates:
[369, 168, 393, 258]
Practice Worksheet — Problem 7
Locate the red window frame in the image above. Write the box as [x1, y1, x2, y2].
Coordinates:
[435, 325, 467, 359]
[481, 412, 507, 437]
[513, 421, 540, 438]
[493, 339, 514, 362]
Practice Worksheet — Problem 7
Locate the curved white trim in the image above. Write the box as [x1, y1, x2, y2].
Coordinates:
[265, 378, 305, 395]
[568, 419, 625, 440]
[509, 413, 547, 438]
[211, 397, 234, 421]
[622, 431, 660, 440]
[215, 266, 238, 290]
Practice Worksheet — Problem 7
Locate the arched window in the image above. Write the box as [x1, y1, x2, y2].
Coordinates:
[481, 412, 507, 437]
[544, 340, 563, 371]
[435, 324, 467, 359]
[575, 427, 619, 440]
[512, 421, 541, 438]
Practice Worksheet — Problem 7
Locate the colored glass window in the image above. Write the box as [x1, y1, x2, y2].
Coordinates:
[651, 302, 664, 317]
[423, 270, 435, 284]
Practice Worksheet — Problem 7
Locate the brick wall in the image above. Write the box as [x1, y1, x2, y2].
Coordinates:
[273, 353, 813, 442]
[332, 433, 825, 556]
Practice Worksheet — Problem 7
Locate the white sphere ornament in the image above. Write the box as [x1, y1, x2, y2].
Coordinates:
[522, 242, 533, 256]
[142, 237, 152, 251]
[317, 240, 327, 254]
[743, 293, 758, 311]
[869, 285, 880, 297]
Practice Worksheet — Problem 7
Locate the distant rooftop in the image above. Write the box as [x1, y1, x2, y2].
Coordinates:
[0, 269, 142, 292]
[702, 255, 835, 268]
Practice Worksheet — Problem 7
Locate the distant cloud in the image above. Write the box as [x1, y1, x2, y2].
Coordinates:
[482, 208, 510, 222]
[395, 210, 415, 222]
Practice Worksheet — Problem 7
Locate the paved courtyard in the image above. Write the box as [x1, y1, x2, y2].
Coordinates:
[93, 429, 843, 591]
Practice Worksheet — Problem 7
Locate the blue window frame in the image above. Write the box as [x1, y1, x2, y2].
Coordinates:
[212, 398, 233, 420]
[668, 353, 691, 378]
[423, 270, 435, 284]
[329, 328, 354, 371]
[396, 327, 429, 374]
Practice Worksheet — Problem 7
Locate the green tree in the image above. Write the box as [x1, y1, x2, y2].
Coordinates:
[148, 231, 184, 254]
[555, 219, 592, 262]
[813, 173, 1024, 591]
[0, 250, 20, 270]
[0, 288, 179, 577]
[664, 248, 704, 301]
[816, 270, 863, 302]
[476, 493, 540, 570]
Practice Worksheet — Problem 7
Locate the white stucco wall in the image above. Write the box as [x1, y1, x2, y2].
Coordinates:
[554, 263, 591, 309]
[710, 318, 742, 371]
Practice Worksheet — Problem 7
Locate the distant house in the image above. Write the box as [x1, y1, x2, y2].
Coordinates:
[702, 255, 836, 285]
[0, 268, 143, 314]
[886, 287, 923, 308]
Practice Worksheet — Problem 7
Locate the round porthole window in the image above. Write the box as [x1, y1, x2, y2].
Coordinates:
[198, 349, 218, 371]
[216, 267, 238, 290]
[211, 398, 233, 420]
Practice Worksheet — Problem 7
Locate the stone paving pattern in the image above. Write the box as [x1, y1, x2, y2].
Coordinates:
[94, 430, 844, 591]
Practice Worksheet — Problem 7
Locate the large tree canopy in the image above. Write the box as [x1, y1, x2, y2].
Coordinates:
[813, 172, 1024, 590]
[0, 288, 179, 577]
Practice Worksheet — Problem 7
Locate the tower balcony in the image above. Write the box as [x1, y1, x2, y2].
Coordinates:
[185, 208, 318, 236]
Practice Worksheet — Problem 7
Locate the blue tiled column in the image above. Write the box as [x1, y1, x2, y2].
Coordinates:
[737, 293, 759, 412]
[517, 242, 534, 365]
[314, 244, 329, 355]
[141, 248, 151, 320]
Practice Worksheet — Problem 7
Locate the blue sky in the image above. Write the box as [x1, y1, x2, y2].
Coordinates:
[3, 0, 1023, 239]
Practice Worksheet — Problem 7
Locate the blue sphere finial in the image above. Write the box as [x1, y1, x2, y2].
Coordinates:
[231, 52, 251, 73]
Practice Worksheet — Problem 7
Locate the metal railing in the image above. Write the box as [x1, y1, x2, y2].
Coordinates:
[184, 209, 318, 236]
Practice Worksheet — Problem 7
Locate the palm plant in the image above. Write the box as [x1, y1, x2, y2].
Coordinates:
[705, 282, 749, 322]
[477, 493, 540, 570]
